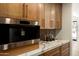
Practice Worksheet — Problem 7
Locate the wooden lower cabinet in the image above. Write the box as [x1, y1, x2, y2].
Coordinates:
[40, 47, 60, 56]
[39, 42, 70, 56]
[60, 42, 70, 56]
[61, 48, 70, 56]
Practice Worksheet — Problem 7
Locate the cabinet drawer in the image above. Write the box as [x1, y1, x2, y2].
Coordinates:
[41, 47, 60, 56]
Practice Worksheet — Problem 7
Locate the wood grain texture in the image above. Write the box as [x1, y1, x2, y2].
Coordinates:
[0, 3, 8, 17]
[0, 43, 39, 56]
[55, 4, 62, 29]
[26, 3, 39, 20]
[38, 4, 45, 29]
[60, 42, 70, 56]
[44, 3, 62, 29]
[7, 3, 23, 19]
[0, 3, 23, 19]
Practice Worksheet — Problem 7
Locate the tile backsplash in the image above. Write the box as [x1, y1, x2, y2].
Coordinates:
[40, 29, 60, 41]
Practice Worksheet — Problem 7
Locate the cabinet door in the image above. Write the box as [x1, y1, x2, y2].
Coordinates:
[26, 3, 39, 20]
[60, 42, 70, 56]
[38, 4, 45, 29]
[0, 3, 23, 19]
[0, 3, 8, 17]
[50, 4, 56, 29]
[45, 4, 51, 29]
[24, 3, 45, 29]
[44, 4, 62, 29]
[50, 4, 62, 29]
[55, 4, 62, 29]
[23, 4, 28, 19]
[7, 3, 23, 19]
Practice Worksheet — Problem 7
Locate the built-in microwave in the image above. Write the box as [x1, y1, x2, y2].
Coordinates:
[0, 17, 40, 50]
[0, 24, 40, 50]
[9, 24, 40, 42]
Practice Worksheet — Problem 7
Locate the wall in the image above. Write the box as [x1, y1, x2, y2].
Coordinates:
[72, 3, 79, 40]
[56, 4, 72, 41]
[55, 3, 72, 55]
[71, 3, 79, 56]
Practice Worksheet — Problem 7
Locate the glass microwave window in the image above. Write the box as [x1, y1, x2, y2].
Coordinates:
[9, 25, 40, 42]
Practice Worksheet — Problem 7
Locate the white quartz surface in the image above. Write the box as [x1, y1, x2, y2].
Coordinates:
[18, 40, 70, 56]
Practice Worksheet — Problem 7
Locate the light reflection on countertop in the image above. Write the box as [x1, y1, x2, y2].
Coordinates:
[18, 39, 70, 56]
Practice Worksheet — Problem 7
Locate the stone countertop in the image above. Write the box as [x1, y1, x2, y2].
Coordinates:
[18, 39, 70, 56]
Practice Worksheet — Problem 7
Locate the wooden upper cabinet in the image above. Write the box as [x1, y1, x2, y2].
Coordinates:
[24, 3, 45, 29]
[50, 4, 56, 29]
[7, 3, 23, 19]
[38, 4, 45, 29]
[56, 4, 62, 29]
[44, 3, 62, 29]
[45, 4, 51, 29]
[0, 3, 23, 19]
[26, 3, 39, 20]
[0, 4, 8, 17]
[50, 4, 62, 29]
[24, 3, 62, 29]
[0, 3, 62, 29]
